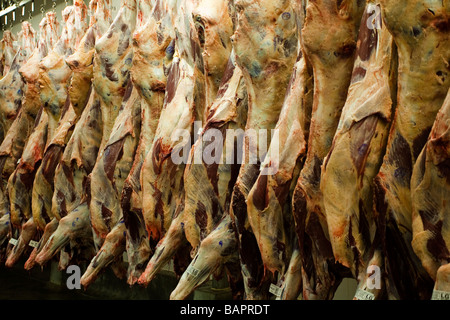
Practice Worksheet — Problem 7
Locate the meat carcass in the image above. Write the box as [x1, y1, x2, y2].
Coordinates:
[0, 21, 41, 262]
[32, 0, 114, 268]
[141, 55, 246, 292]
[0, 15, 57, 225]
[40, 0, 139, 276]
[411, 88, 450, 298]
[166, 0, 300, 300]
[121, 0, 174, 285]
[0, 22, 36, 144]
[169, 57, 248, 300]
[88, 0, 137, 248]
[320, 2, 397, 299]
[373, 0, 449, 299]
[137, 0, 205, 283]
[140, 1, 234, 284]
[0, 30, 17, 77]
[8, 3, 86, 230]
[81, 82, 141, 286]
[291, 0, 365, 300]
[5, 3, 88, 267]
[225, 0, 299, 300]
[246, 50, 313, 274]
[50, 0, 112, 223]
[32, 1, 98, 235]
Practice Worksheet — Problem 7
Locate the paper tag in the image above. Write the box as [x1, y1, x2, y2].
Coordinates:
[186, 265, 199, 277]
[8, 238, 18, 246]
[29, 240, 39, 248]
[354, 289, 375, 300]
[432, 290, 450, 300]
[269, 283, 282, 297]
[123, 251, 129, 263]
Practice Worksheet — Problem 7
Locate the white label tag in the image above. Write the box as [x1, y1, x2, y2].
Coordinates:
[29, 240, 39, 248]
[432, 290, 450, 300]
[123, 251, 128, 263]
[269, 283, 282, 297]
[354, 289, 375, 300]
[8, 238, 18, 246]
[186, 265, 199, 277]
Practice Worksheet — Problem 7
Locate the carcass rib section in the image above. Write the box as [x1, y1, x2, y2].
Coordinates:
[292, 0, 365, 300]
[320, 1, 397, 299]
[373, 0, 449, 300]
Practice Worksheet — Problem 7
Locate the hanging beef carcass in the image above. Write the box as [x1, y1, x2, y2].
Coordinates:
[0, 30, 17, 78]
[81, 0, 176, 287]
[320, 1, 397, 299]
[373, 0, 449, 300]
[7, 4, 84, 231]
[411, 88, 450, 297]
[137, 0, 235, 287]
[171, 4, 315, 299]
[246, 50, 314, 298]
[170, 0, 300, 300]
[24, 0, 112, 271]
[31, 0, 106, 236]
[80, 82, 141, 285]
[87, 0, 137, 252]
[35, 0, 142, 270]
[291, 0, 365, 300]
[136, 0, 206, 287]
[120, 0, 174, 286]
[169, 58, 248, 300]
[49, 0, 112, 225]
[5, 2, 88, 267]
[32, 0, 120, 269]
[0, 21, 40, 263]
[166, 0, 300, 300]
[225, 0, 299, 300]
[136, 0, 234, 287]
[0, 14, 59, 262]
[0, 22, 36, 144]
[78, 0, 141, 283]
